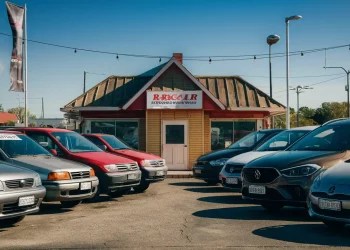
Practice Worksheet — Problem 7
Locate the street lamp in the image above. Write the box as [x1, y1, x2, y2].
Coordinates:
[286, 15, 302, 129]
[324, 66, 350, 118]
[290, 85, 313, 127]
[267, 34, 280, 98]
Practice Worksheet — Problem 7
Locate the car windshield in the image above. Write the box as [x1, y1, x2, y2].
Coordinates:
[0, 134, 51, 158]
[51, 132, 102, 153]
[228, 131, 266, 149]
[101, 135, 131, 150]
[289, 124, 350, 151]
[256, 130, 310, 152]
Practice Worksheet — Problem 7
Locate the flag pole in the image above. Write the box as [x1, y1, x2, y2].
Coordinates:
[24, 4, 28, 127]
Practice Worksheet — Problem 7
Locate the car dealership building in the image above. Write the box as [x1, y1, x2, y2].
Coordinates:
[62, 53, 285, 170]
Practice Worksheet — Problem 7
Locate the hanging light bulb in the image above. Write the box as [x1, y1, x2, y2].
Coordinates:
[301, 51, 304, 56]
[209, 57, 212, 64]
[116, 54, 119, 60]
[159, 58, 162, 63]
[254, 55, 256, 60]
[74, 49, 77, 53]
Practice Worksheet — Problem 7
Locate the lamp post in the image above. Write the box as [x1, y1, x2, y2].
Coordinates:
[267, 34, 280, 128]
[324, 66, 350, 118]
[285, 15, 302, 129]
[290, 85, 313, 127]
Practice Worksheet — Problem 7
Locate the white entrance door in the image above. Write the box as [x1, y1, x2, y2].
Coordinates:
[162, 120, 188, 170]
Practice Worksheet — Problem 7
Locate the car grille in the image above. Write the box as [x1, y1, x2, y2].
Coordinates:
[117, 163, 139, 172]
[243, 168, 280, 184]
[225, 164, 245, 174]
[311, 203, 350, 219]
[311, 192, 350, 201]
[281, 185, 307, 201]
[4, 178, 34, 189]
[2, 199, 39, 215]
[149, 160, 165, 167]
[195, 161, 207, 166]
[71, 171, 90, 179]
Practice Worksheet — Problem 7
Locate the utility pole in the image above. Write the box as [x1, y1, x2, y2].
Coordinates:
[324, 66, 350, 118]
[83, 71, 86, 94]
[83, 71, 105, 94]
[41, 97, 44, 119]
[290, 85, 313, 127]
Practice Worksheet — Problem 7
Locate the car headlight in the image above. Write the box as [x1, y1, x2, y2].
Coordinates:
[104, 164, 119, 172]
[141, 160, 152, 168]
[34, 174, 42, 187]
[0, 181, 4, 191]
[280, 164, 321, 177]
[312, 174, 322, 189]
[47, 171, 71, 180]
[209, 158, 229, 167]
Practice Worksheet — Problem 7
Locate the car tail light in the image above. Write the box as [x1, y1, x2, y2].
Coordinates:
[47, 172, 71, 181]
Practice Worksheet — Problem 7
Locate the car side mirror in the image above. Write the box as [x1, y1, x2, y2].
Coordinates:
[100, 145, 107, 151]
[39, 141, 49, 148]
[50, 149, 58, 156]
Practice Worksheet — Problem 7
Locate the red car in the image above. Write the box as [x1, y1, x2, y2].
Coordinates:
[82, 133, 168, 192]
[9, 128, 142, 199]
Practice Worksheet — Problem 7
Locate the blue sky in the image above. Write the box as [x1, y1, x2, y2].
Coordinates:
[0, 0, 350, 117]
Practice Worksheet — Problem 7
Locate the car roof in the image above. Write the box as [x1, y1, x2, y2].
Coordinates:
[8, 127, 71, 133]
[259, 128, 285, 133]
[82, 133, 107, 137]
[287, 126, 319, 131]
[324, 119, 350, 126]
[0, 130, 22, 134]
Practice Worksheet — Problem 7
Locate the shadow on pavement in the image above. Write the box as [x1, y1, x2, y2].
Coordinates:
[184, 187, 231, 193]
[253, 224, 350, 246]
[198, 195, 251, 205]
[169, 182, 209, 187]
[35, 203, 73, 215]
[193, 205, 315, 222]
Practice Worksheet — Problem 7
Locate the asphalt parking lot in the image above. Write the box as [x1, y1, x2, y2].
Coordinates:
[1, 179, 350, 250]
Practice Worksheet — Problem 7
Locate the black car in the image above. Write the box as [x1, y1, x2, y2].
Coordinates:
[192, 129, 284, 184]
[242, 118, 350, 211]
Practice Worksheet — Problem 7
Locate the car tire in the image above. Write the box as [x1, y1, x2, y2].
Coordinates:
[108, 187, 131, 198]
[205, 180, 218, 186]
[2, 216, 25, 226]
[133, 180, 150, 193]
[261, 203, 284, 212]
[322, 220, 346, 229]
[60, 200, 82, 208]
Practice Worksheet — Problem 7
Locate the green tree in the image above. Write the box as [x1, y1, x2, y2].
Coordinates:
[7, 107, 36, 124]
[6, 120, 16, 126]
[0, 104, 4, 112]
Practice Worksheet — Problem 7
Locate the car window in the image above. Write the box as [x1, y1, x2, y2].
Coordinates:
[85, 136, 105, 148]
[257, 130, 309, 151]
[0, 134, 51, 158]
[100, 135, 131, 150]
[26, 131, 64, 155]
[51, 132, 102, 153]
[289, 124, 350, 151]
[228, 131, 267, 149]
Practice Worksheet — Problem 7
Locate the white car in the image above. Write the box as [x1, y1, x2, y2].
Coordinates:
[219, 126, 318, 191]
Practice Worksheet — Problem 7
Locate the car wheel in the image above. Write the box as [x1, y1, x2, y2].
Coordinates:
[108, 187, 131, 198]
[60, 200, 82, 208]
[261, 202, 284, 212]
[323, 220, 346, 229]
[2, 216, 25, 226]
[133, 180, 150, 193]
[205, 180, 218, 186]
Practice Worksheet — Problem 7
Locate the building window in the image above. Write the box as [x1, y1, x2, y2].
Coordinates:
[211, 121, 256, 150]
[88, 120, 139, 149]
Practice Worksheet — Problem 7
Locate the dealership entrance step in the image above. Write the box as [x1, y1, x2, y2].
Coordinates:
[167, 171, 193, 178]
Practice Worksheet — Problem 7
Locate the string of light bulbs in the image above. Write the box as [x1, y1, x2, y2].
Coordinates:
[0, 31, 349, 62]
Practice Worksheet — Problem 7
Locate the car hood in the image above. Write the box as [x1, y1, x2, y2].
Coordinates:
[197, 148, 251, 161]
[113, 149, 162, 161]
[0, 162, 37, 181]
[11, 155, 91, 175]
[321, 162, 350, 185]
[245, 150, 346, 170]
[226, 151, 276, 165]
[72, 152, 136, 165]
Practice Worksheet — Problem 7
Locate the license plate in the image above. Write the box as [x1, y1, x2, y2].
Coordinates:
[195, 169, 201, 174]
[226, 178, 238, 185]
[18, 196, 35, 207]
[249, 185, 266, 195]
[80, 182, 92, 190]
[319, 199, 341, 211]
[128, 174, 137, 180]
[156, 171, 164, 176]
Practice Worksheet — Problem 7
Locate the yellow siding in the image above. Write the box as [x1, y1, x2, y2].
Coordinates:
[146, 110, 204, 170]
[204, 112, 211, 153]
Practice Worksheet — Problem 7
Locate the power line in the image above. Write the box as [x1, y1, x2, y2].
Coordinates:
[240, 73, 344, 79]
[0, 31, 349, 61]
